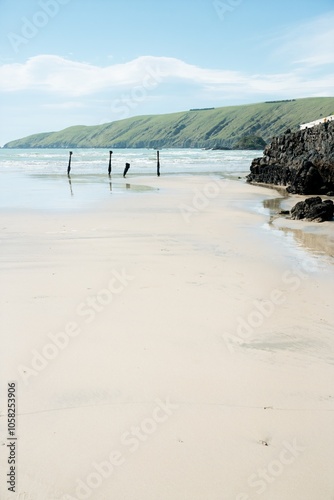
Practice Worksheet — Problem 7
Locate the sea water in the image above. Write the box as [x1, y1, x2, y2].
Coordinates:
[0, 148, 260, 211]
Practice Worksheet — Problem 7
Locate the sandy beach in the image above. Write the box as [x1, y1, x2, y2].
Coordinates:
[1, 174, 334, 500]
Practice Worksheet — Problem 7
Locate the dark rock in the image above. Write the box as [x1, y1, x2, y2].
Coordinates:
[287, 160, 324, 195]
[290, 197, 334, 222]
[247, 121, 334, 194]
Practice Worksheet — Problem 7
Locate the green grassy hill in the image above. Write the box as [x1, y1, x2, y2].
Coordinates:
[4, 97, 334, 149]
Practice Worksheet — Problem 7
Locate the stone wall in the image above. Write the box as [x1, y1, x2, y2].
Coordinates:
[247, 121, 334, 195]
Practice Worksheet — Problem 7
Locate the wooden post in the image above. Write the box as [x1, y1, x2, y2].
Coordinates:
[108, 150, 113, 176]
[157, 150, 160, 177]
[67, 151, 73, 176]
[123, 162, 130, 178]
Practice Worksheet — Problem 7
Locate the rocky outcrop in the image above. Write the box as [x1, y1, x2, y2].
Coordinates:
[247, 121, 334, 195]
[290, 197, 334, 222]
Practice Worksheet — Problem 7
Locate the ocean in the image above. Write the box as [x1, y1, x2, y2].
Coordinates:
[0, 148, 260, 211]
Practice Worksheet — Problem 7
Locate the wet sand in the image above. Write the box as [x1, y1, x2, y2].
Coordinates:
[1, 175, 334, 500]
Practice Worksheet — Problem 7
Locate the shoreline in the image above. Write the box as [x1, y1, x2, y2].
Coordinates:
[245, 179, 334, 259]
[2, 172, 334, 261]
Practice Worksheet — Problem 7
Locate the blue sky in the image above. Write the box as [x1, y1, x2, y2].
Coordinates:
[0, 0, 334, 145]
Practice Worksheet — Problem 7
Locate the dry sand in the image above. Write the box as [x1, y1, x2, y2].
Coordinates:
[1, 175, 334, 500]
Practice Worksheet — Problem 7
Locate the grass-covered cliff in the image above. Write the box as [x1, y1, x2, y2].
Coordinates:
[4, 97, 334, 149]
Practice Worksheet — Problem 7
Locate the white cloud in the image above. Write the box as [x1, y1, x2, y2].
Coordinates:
[275, 11, 334, 67]
[0, 54, 243, 95]
[0, 48, 333, 104]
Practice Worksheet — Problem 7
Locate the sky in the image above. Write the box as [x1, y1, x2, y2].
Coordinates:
[0, 0, 334, 146]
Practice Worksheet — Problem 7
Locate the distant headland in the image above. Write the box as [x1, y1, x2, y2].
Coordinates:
[3, 97, 334, 150]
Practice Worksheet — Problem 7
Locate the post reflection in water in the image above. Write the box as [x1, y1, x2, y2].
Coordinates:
[68, 175, 73, 196]
[66, 175, 115, 198]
